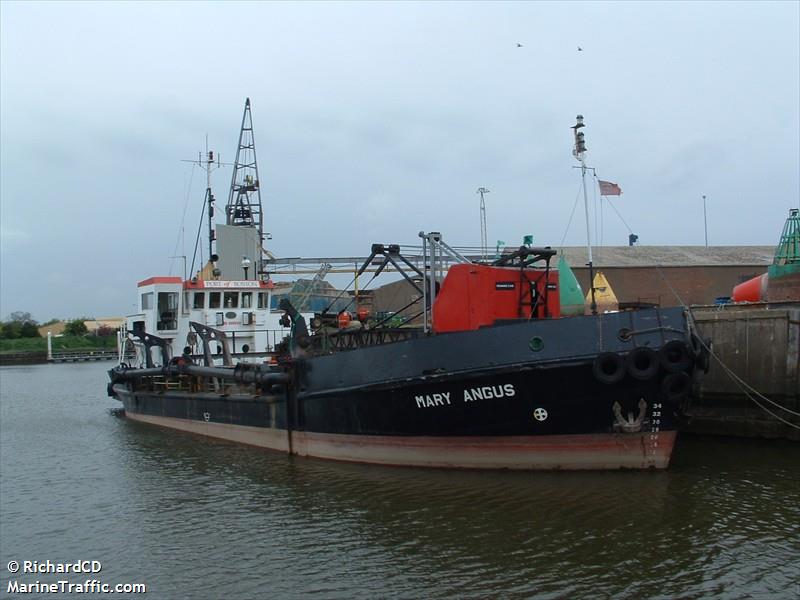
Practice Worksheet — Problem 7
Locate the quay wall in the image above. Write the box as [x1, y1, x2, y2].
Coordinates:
[684, 304, 800, 441]
[0, 352, 48, 365]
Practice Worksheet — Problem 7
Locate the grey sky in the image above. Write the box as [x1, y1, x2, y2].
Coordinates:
[1, 1, 798, 321]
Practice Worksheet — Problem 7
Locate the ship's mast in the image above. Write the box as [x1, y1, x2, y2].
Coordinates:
[185, 138, 225, 279]
[571, 115, 597, 315]
[202, 141, 220, 262]
[226, 98, 264, 244]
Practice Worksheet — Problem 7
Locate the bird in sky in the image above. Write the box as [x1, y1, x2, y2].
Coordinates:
[516, 43, 523, 48]
[577, 46, 583, 51]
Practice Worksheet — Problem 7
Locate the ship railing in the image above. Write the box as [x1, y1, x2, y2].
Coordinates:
[212, 329, 290, 355]
[310, 327, 421, 352]
[225, 329, 290, 353]
[123, 328, 290, 368]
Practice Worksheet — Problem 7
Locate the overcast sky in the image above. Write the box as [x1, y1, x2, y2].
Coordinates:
[1, 1, 798, 321]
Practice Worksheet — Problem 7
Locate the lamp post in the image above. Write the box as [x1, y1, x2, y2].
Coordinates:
[702, 195, 708, 247]
[477, 187, 490, 261]
[241, 256, 251, 280]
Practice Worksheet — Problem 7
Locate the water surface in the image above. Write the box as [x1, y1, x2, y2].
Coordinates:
[1, 363, 798, 598]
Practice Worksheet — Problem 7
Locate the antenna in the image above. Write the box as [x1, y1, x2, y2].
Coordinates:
[477, 187, 490, 261]
[182, 143, 231, 271]
[227, 98, 265, 244]
[170, 255, 187, 281]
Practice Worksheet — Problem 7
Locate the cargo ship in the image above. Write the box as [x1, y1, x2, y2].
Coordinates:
[108, 102, 708, 470]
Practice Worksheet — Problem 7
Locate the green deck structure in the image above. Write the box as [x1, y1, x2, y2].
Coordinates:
[768, 208, 800, 279]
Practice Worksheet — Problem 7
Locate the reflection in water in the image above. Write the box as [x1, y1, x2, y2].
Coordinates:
[2, 363, 799, 599]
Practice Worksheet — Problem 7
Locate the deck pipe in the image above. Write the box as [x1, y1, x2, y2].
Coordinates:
[111, 363, 289, 385]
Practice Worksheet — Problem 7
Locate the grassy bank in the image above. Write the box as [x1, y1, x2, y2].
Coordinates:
[0, 336, 117, 355]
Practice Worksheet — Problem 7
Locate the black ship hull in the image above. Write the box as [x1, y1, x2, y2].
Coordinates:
[111, 307, 700, 470]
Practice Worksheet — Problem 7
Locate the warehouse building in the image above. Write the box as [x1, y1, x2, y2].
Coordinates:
[370, 246, 775, 316]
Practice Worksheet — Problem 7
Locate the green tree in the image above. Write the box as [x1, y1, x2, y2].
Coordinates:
[64, 320, 88, 336]
[1, 312, 40, 338]
[8, 311, 34, 324]
[20, 322, 41, 338]
[0, 321, 22, 339]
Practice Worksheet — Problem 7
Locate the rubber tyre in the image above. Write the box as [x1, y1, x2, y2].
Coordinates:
[626, 347, 659, 381]
[661, 371, 692, 402]
[660, 340, 693, 373]
[593, 352, 625, 385]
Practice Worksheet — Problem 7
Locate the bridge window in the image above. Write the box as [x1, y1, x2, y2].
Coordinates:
[209, 292, 221, 309]
[242, 292, 252, 308]
[193, 292, 205, 309]
[157, 292, 178, 331]
[224, 292, 238, 308]
[141, 292, 153, 310]
[257, 292, 268, 309]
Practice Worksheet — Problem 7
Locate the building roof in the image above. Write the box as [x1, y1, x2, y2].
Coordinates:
[38, 322, 65, 337]
[557, 246, 774, 268]
[37, 318, 125, 337]
[137, 276, 183, 287]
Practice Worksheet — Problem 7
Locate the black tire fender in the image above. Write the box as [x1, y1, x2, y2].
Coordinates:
[626, 347, 659, 381]
[660, 340, 693, 373]
[593, 352, 625, 385]
[661, 371, 692, 402]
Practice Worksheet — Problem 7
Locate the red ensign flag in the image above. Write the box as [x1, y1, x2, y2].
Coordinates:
[598, 180, 622, 196]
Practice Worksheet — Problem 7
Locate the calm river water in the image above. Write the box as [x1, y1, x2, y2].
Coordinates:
[1, 362, 798, 599]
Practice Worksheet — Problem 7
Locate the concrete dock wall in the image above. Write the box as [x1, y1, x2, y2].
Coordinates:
[684, 304, 800, 441]
[0, 352, 48, 365]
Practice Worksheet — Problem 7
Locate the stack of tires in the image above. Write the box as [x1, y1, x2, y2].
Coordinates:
[592, 339, 701, 404]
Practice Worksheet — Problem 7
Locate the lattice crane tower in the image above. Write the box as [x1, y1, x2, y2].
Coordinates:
[226, 98, 265, 243]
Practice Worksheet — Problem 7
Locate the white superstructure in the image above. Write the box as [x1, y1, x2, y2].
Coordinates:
[125, 276, 309, 366]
